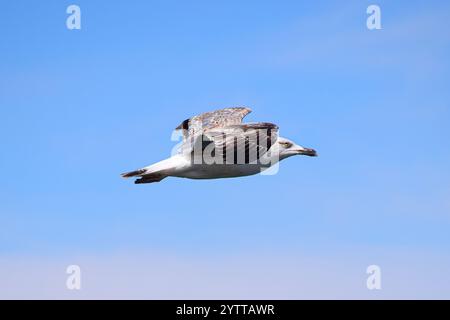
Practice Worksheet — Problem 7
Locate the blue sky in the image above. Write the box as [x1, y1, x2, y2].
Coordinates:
[1, 0, 450, 298]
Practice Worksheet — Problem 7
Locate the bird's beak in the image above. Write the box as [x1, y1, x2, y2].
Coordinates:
[296, 147, 318, 157]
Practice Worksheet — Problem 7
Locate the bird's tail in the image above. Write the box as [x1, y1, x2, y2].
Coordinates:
[121, 168, 166, 184]
[121, 168, 147, 178]
[134, 173, 166, 184]
[121, 157, 179, 184]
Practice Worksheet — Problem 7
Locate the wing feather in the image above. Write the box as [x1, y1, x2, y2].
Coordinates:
[175, 107, 252, 139]
[197, 122, 279, 163]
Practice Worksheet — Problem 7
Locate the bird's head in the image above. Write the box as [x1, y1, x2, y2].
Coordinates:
[277, 137, 317, 160]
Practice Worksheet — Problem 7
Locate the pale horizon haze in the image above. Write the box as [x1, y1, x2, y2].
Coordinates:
[1, 0, 450, 299]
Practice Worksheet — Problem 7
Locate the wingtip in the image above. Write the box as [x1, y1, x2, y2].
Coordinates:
[235, 106, 252, 114]
[175, 118, 190, 131]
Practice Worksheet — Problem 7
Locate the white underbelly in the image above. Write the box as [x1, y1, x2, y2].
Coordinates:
[177, 163, 266, 179]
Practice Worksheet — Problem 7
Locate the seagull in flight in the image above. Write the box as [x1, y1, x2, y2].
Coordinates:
[121, 107, 317, 184]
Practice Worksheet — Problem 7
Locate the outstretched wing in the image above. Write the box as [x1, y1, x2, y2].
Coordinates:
[192, 122, 279, 164]
[175, 107, 252, 140]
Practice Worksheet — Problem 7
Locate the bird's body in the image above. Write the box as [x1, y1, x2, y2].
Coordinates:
[122, 107, 317, 184]
[147, 155, 276, 180]
[181, 162, 267, 179]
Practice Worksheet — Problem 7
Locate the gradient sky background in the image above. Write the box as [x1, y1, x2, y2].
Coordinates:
[1, 0, 450, 299]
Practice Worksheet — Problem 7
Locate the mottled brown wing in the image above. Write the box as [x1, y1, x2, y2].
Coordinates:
[202, 122, 279, 164]
[175, 107, 252, 140]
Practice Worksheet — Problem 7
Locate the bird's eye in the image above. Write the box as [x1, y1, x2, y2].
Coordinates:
[280, 142, 292, 148]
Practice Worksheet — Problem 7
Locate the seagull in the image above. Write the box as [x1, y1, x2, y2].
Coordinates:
[121, 107, 317, 184]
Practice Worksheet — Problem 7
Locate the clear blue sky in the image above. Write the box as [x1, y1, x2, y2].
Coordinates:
[1, 0, 450, 298]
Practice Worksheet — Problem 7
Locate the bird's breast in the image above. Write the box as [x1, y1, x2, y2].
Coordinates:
[177, 163, 266, 179]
